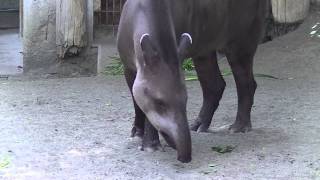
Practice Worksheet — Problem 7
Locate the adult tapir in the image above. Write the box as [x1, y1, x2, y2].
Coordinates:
[117, 0, 268, 163]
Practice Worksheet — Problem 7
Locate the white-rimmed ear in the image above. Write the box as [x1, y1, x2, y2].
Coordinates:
[182, 33, 192, 45]
[140, 33, 160, 66]
[140, 33, 150, 44]
[178, 33, 192, 60]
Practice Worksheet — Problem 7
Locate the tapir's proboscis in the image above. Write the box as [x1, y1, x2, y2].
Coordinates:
[117, 0, 268, 163]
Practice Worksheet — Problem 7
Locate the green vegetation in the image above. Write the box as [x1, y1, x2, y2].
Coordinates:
[253, 73, 279, 79]
[104, 56, 195, 75]
[104, 56, 279, 81]
[211, 145, 236, 154]
[0, 155, 11, 170]
[104, 56, 124, 75]
[182, 58, 195, 71]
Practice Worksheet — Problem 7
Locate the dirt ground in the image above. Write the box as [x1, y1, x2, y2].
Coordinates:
[0, 11, 320, 180]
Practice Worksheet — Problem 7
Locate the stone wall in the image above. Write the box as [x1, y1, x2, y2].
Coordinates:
[23, 0, 56, 75]
[23, 0, 97, 77]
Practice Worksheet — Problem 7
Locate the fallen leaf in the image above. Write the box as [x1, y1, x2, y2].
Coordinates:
[0, 155, 11, 170]
[211, 145, 236, 154]
[254, 74, 279, 79]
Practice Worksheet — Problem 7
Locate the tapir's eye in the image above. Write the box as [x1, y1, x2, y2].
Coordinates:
[154, 99, 165, 107]
[153, 98, 167, 114]
[143, 88, 167, 113]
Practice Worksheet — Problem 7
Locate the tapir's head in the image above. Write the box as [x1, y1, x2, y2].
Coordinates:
[133, 33, 193, 163]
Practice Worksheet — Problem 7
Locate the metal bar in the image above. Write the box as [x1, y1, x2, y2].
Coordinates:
[112, 0, 115, 35]
[105, 0, 109, 24]
[0, 9, 19, 12]
[113, 0, 115, 24]
[95, 0, 126, 27]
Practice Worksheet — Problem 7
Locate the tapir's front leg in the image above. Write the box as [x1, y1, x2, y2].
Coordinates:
[140, 120, 161, 151]
[190, 51, 226, 132]
[124, 68, 145, 138]
[124, 68, 161, 150]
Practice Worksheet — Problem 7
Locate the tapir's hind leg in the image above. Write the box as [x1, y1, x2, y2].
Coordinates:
[124, 68, 161, 150]
[226, 48, 257, 133]
[190, 51, 226, 132]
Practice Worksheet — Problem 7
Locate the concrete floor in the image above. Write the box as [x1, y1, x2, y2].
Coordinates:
[0, 29, 22, 76]
[0, 12, 320, 180]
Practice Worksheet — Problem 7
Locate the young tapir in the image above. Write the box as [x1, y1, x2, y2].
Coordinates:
[117, 0, 268, 163]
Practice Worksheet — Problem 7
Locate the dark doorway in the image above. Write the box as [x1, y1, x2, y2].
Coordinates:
[0, 0, 20, 29]
[0, 0, 22, 76]
[94, 0, 126, 33]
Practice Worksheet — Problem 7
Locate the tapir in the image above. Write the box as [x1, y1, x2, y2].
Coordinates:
[117, 0, 267, 163]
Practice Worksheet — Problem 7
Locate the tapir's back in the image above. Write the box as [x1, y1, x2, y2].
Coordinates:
[118, 0, 267, 62]
[170, 0, 267, 57]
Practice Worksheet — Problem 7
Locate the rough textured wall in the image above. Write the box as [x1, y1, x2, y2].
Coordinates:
[23, 0, 97, 77]
[23, 0, 57, 74]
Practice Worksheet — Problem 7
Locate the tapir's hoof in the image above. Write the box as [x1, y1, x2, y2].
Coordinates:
[229, 122, 252, 133]
[140, 140, 162, 152]
[131, 126, 144, 138]
[190, 121, 210, 133]
[178, 155, 192, 163]
[160, 132, 176, 149]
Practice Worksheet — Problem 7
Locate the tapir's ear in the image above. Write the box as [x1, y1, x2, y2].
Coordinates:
[140, 34, 160, 65]
[178, 33, 192, 60]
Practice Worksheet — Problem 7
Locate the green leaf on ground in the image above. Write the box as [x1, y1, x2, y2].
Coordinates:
[185, 75, 198, 81]
[211, 145, 236, 154]
[0, 155, 11, 170]
[254, 73, 279, 79]
[185, 72, 279, 81]
[221, 69, 233, 77]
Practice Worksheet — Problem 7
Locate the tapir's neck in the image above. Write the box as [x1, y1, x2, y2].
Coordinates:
[134, 0, 179, 63]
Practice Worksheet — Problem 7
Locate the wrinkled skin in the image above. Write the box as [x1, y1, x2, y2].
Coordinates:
[117, 0, 267, 163]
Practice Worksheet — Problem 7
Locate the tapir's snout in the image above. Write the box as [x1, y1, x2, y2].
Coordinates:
[158, 114, 192, 163]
